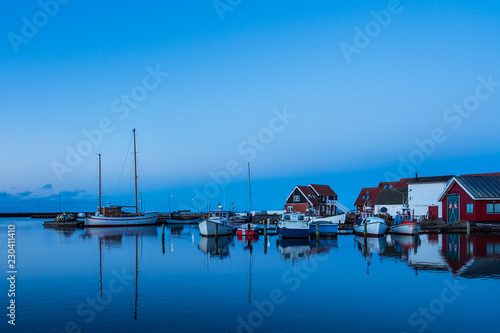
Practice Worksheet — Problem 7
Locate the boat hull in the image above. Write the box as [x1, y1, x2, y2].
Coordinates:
[354, 221, 387, 236]
[391, 222, 420, 235]
[309, 222, 339, 235]
[236, 223, 258, 236]
[278, 227, 310, 238]
[84, 212, 158, 227]
[199, 220, 234, 237]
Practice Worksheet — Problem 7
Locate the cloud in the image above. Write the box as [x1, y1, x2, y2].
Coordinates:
[41, 184, 52, 190]
[18, 191, 32, 197]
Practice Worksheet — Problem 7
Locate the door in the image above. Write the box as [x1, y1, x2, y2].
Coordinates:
[428, 206, 439, 220]
[447, 195, 459, 224]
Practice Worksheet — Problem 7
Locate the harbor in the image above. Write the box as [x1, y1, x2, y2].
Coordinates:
[2, 216, 500, 333]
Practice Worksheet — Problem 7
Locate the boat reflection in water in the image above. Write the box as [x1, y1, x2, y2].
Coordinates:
[309, 237, 338, 255]
[354, 235, 388, 255]
[354, 235, 388, 275]
[277, 238, 310, 261]
[83, 226, 158, 320]
[198, 235, 234, 260]
[237, 234, 259, 245]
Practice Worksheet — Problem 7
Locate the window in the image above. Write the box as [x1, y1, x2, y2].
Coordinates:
[284, 215, 291, 220]
[384, 185, 388, 189]
[298, 215, 304, 220]
[487, 203, 500, 214]
[362, 196, 366, 200]
[287, 206, 293, 212]
[294, 195, 300, 202]
[389, 185, 393, 189]
[466, 204, 473, 214]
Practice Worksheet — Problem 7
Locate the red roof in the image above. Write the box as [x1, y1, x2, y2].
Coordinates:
[309, 184, 337, 197]
[297, 185, 320, 205]
[354, 187, 381, 207]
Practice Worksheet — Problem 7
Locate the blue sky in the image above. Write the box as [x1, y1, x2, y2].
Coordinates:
[1, 0, 500, 213]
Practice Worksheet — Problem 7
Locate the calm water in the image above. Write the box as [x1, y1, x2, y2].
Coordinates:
[1, 218, 500, 333]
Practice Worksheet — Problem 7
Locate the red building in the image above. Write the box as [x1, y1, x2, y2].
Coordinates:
[285, 184, 338, 216]
[438, 175, 500, 223]
[354, 179, 411, 211]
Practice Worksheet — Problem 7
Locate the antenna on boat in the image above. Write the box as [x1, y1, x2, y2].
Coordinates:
[133, 129, 138, 214]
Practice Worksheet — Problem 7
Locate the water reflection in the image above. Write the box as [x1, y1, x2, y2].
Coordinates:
[442, 234, 500, 279]
[276, 237, 339, 261]
[354, 235, 388, 255]
[198, 236, 234, 260]
[83, 226, 158, 320]
[310, 237, 338, 255]
[276, 238, 311, 261]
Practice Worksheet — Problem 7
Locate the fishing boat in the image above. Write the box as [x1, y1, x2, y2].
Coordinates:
[198, 205, 235, 237]
[237, 223, 259, 236]
[391, 210, 420, 235]
[85, 129, 158, 227]
[353, 207, 387, 236]
[308, 214, 345, 235]
[277, 212, 309, 238]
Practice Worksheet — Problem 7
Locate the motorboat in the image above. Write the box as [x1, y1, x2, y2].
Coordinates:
[353, 207, 387, 236]
[198, 206, 235, 237]
[277, 212, 309, 238]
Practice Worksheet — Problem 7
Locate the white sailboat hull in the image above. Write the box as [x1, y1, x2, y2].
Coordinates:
[85, 212, 158, 227]
[199, 219, 234, 237]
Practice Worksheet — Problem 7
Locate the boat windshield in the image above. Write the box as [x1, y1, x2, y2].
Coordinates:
[284, 215, 291, 220]
[298, 215, 304, 220]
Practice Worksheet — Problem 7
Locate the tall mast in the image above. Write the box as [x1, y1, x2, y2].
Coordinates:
[133, 129, 138, 214]
[98, 153, 101, 214]
[248, 162, 252, 212]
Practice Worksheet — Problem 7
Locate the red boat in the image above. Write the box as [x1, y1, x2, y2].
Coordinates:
[237, 223, 258, 236]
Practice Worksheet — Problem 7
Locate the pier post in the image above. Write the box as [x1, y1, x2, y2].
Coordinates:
[162, 224, 165, 254]
[466, 221, 471, 255]
[215, 223, 218, 238]
[316, 222, 320, 238]
[264, 221, 268, 237]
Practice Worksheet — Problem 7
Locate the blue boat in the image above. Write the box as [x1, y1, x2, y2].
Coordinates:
[277, 213, 309, 238]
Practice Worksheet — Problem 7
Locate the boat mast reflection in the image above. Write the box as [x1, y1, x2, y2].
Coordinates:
[84, 226, 157, 320]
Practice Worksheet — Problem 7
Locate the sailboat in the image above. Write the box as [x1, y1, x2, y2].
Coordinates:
[237, 163, 258, 236]
[85, 129, 158, 227]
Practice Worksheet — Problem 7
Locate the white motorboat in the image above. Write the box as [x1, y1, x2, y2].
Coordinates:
[354, 208, 387, 236]
[391, 213, 420, 235]
[198, 206, 235, 237]
[277, 212, 309, 238]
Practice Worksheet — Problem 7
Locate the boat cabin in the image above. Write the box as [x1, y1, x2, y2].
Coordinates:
[281, 213, 306, 222]
[209, 211, 230, 220]
[99, 205, 137, 217]
[394, 214, 413, 224]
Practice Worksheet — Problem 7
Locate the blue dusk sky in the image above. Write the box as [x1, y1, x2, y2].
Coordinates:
[1, 0, 500, 213]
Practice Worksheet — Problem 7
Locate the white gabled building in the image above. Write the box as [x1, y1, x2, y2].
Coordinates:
[407, 175, 454, 219]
